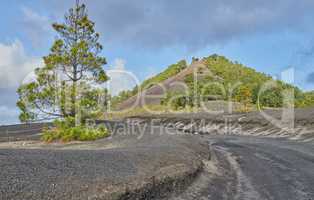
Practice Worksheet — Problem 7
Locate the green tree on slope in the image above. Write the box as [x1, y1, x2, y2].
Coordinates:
[235, 85, 252, 112]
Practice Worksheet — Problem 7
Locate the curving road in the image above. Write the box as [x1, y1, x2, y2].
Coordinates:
[172, 135, 314, 200]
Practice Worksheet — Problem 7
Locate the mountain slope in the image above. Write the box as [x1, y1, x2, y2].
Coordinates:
[115, 59, 208, 110]
[114, 54, 306, 111]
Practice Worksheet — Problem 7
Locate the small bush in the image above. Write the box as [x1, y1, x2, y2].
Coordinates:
[42, 118, 110, 142]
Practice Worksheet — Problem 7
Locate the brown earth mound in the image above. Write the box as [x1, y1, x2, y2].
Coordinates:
[116, 60, 212, 110]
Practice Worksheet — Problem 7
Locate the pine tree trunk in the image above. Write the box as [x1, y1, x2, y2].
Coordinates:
[71, 64, 78, 123]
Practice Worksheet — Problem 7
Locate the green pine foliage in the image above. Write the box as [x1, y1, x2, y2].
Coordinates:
[17, 1, 108, 123]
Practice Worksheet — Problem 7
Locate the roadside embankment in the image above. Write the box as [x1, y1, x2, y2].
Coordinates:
[127, 108, 314, 141]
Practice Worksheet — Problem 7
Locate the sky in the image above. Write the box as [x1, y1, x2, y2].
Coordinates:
[1, 0, 314, 124]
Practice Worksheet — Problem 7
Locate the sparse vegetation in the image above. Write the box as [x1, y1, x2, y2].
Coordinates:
[42, 117, 110, 142]
[140, 60, 187, 89]
[106, 105, 168, 120]
[111, 60, 187, 108]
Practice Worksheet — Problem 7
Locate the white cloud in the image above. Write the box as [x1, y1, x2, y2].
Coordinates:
[113, 59, 126, 70]
[21, 7, 52, 47]
[105, 59, 140, 96]
[0, 40, 43, 88]
[22, 7, 50, 29]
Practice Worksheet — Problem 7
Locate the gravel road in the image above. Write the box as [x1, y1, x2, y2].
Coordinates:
[171, 135, 314, 200]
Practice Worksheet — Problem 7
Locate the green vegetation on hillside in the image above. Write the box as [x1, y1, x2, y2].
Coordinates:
[296, 91, 314, 108]
[111, 60, 187, 107]
[141, 60, 187, 89]
[112, 54, 314, 111]
[182, 54, 304, 109]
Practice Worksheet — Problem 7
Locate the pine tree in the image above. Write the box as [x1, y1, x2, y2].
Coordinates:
[17, 0, 108, 123]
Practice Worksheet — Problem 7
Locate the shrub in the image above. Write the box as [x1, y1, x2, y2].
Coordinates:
[42, 118, 110, 142]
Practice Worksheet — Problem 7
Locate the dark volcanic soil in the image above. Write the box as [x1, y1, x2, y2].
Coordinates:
[0, 121, 208, 200]
[1, 108, 314, 200]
